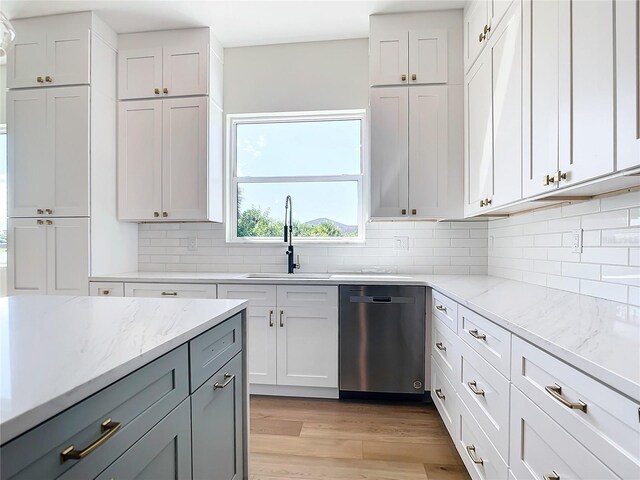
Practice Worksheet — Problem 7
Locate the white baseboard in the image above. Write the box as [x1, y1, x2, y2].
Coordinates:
[249, 384, 339, 399]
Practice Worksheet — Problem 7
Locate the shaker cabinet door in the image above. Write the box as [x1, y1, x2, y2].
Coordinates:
[46, 217, 89, 296]
[464, 0, 489, 73]
[8, 218, 48, 295]
[408, 28, 448, 84]
[118, 48, 164, 100]
[45, 25, 90, 87]
[6, 30, 47, 89]
[369, 29, 409, 86]
[162, 45, 209, 97]
[246, 306, 278, 385]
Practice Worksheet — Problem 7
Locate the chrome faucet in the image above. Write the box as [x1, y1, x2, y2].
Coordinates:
[284, 195, 300, 274]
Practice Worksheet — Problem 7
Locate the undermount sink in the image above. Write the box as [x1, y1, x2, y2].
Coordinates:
[242, 273, 332, 279]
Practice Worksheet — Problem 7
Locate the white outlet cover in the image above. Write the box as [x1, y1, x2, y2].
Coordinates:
[187, 237, 198, 251]
[571, 229, 583, 253]
[394, 236, 409, 251]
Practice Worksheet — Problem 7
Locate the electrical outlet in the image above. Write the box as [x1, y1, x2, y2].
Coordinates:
[571, 229, 583, 253]
[394, 236, 409, 251]
[187, 237, 198, 252]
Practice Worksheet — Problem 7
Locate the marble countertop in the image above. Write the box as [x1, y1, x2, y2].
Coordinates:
[91, 271, 640, 400]
[0, 295, 247, 444]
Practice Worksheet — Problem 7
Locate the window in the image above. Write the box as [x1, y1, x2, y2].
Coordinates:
[227, 111, 366, 242]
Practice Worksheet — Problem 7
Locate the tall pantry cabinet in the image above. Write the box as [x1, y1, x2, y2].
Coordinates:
[6, 12, 138, 295]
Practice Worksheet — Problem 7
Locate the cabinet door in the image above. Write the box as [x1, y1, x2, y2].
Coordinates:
[46, 218, 89, 295]
[370, 29, 409, 86]
[95, 399, 192, 480]
[118, 48, 163, 100]
[6, 28, 47, 88]
[464, 0, 490, 73]
[162, 97, 209, 220]
[490, 0, 513, 32]
[409, 29, 448, 84]
[559, 0, 615, 186]
[45, 25, 90, 86]
[162, 45, 208, 97]
[490, 0, 522, 207]
[464, 48, 493, 216]
[616, 0, 640, 171]
[47, 86, 90, 216]
[118, 100, 162, 221]
[370, 87, 409, 218]
[409, 85, 449, 218]
[7, 89, 49, 217]
[8, 218, 47, 295]
[276, 307, 338, 388]
[246, 306, 277, 385]
[192, 353, 244, 480]
[124, 282, 217, 298]
[522, 0, 561, 197]
[89, 281, 125, 297]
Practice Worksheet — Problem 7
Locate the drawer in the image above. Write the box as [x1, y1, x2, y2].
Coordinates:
[190, 313, 243, 392]
[95, 398, 192, 480]
[277, 285, 338, 307]
[458, 341, 510, 461]
[432, 290, 458, 333]
[458, 306, 511, 378]
[457, 398, 509, 480]
[431, 360, 458, 439]
[89, 282, 124, 297]
[0, 346, 189, 480]
[218, 284, 276, 307]
[510, 386, 619, 480]
[512, 337, 640, 479]
[431, 315, 461, 385]
[124, 282, 217, 298]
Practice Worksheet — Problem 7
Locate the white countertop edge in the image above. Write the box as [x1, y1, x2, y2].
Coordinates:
[1, 301, 248, 444]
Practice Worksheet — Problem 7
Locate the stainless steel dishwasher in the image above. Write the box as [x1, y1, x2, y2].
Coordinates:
[339, 285, 426, 397]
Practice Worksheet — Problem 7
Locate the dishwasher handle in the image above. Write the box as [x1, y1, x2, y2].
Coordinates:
[349, 295, 415, 304]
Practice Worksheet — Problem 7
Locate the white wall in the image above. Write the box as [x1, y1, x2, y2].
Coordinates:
[0, 64, 6, 124]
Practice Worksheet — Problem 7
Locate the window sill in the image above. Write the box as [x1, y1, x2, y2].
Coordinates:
[226, 237, 365, 246]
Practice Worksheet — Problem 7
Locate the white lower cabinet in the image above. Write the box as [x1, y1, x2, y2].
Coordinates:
[89, 281, 125, 297]
[124, 282, 217, 298]
[218, 284, 338, 390]
[431, 360, 458, 439]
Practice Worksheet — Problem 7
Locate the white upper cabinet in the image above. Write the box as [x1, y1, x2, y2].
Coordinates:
[7, 13, 90, 88]
[370, 14, 449, 86]
[118, 28, 219, 100]
[8, 86, 89, 218]
[465, 0, 514, 73]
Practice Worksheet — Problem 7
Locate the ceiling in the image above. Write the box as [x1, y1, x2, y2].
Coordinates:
[2, 0, 465, 47]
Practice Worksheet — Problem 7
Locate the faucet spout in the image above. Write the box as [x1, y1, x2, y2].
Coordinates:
[283, 195, 299, 273]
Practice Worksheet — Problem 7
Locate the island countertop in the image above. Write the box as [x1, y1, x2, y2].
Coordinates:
[0, 295, 247, 444]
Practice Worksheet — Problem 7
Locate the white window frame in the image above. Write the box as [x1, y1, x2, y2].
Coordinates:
[226, 110, 368, 244]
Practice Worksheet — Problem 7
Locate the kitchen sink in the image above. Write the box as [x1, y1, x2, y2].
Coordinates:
[242, 273, 332, 279]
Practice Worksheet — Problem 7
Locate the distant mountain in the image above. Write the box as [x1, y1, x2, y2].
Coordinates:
[305, 218, 358, 235]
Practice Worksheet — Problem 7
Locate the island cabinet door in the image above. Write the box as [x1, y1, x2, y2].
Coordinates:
[94, 399, 192, 480]
[191, 353, 244, 480]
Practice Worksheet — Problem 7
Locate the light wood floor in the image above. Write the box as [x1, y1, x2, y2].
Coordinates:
[249, 396, 470, 480]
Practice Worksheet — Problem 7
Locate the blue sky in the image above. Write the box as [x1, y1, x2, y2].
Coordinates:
[236, 119, 361, 225]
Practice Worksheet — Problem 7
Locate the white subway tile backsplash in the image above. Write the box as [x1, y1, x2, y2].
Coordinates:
[580, 279, 628, 303]
[581, 247, 629, 266]
[581, 210, 629, 230]
[601, 265, 640, 286]
[601, 228, 640, 247]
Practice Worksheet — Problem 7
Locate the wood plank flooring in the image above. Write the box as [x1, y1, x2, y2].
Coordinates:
[249, 396, 470, 480]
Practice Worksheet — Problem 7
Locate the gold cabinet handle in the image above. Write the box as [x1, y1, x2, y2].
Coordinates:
[434, 388, 445, 400]
[60, 418, 121, 463]
[37, 208, 44, 214]
[213, 372, 235, 389]
[411, 73, 417, 81]
[268, 310, 274, 327]
[468, 328, 486, 341]
[555, 170, 567, 183]
[484, 24, 491, 34]
[163, 212, 168, 217]
[435, 304, 447, 312]
[465, 444, 483, 465]
[545, 384, 587, 412]
[411, 209, 417, 215]
[100, 289, 111, 296]
[161, 291, 177, 296]
[479, 32, 486, 42]
[37, 76, 44, 83]
[45, 75, 53, 83]
[401, 74, 407, 81]
[467, 380, 485, 396]
[279, 310, 284, 327]
[435, 342, 446, 351]
[45, 208, 53, 215]
[153, 212, 160, 217]
[163, 87, 168, 94]
[484, 198, 492, 206]
[37, 219, 44, 225]
[154, 88, 160, 95]
[544, 472, 560, 480]
[46, 220, 53, 225]
[401, 209, 407, 215]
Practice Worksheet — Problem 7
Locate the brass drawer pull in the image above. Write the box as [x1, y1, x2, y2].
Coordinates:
[45, 208, 53, 215]
[411, 73, 417, 81]
[435, 342, 446, 352]
[37, 208, 44, 214]
[154, 88, 160, 95]
[401, 74, 407, 81]
[37, 76, 44, 83]
[154, 211, 160, 218]
[37, 219, 44, 225]
[545, 384, 587, 413]
[435, 304, 447, 312]
[163, 87, 169, 94]
[46, 220, 53, 225]
[100, 289, 111, 296]
[279, 310, 284, 327]
[60, 418, 121, 463]
[269, 310, 274, 327]
[163, 211, 168, 217]
[434, 388, 445, 400]
[465, 444, 483, 464]
[45, 75, 53, 83]
[161, 291, 178, 296]
[468, 328, 486, 340]
[544, 472, 560, 480]
[214, 373, 235, 390]
[467, 380, 485, 396]
[479, 32, 486, 42]
[401, 208, 407, 215]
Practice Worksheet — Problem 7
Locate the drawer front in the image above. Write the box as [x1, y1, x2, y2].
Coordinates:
[89, 282, 124, 297]
[190, 314, 243, 392]
[431, 360, 458, 439]
[458, 341, 510, 461]
[124, 282, 217, 298]
[510, 386, 620, 480]
[458, 306, 511, 378]
[431, 315, 461, 384]
[512, 337, 640, 479]
[218, 284, 277, 307]
[1, 346, 189, 480]
[95, 399, 192, 480]
[432, 290, 458, 333]
[457, 399, 509, 480]
[277, 285, 338, 307]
